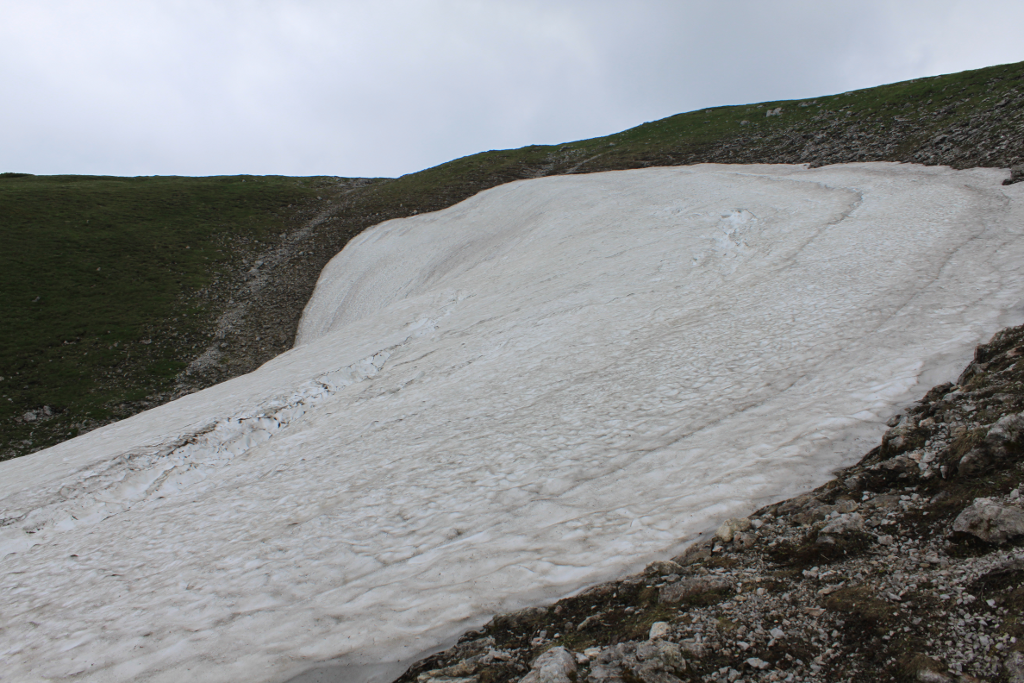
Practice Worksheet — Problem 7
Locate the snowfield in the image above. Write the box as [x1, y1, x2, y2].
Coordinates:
[1, 164, 1023, 683]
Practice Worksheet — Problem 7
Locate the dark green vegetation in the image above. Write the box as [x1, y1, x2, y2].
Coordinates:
[0, 174, 332, 457]
[3, 60, 1023, 461]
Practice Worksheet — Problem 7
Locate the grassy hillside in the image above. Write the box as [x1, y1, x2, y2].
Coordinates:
[379, 58, 1023, 205]
[2, 60, 1022, 461]
[0, 175, 334, 457]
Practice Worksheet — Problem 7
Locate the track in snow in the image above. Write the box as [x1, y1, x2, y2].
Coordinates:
[1, 164, 1022, 683]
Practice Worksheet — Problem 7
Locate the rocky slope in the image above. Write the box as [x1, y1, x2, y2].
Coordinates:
[393, 325, 1024, 682]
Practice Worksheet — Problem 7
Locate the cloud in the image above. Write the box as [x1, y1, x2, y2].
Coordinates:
[1, 0, 1022, 177]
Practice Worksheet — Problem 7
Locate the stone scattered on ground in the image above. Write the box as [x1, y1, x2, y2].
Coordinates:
[395, 324, 1024, 683]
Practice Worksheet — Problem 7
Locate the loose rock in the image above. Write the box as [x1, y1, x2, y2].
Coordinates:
[659, 576, 732, 604]
[520, 647, 577, 683]
[715, 518, 751, 543]
[820, 512, 865, 535]
[648, 622, 671, 640]
[952, 498, 1024, 543]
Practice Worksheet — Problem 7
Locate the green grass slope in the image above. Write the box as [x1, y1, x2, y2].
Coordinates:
[382, 58, 1024, 207]
[2, 60, 1022, 461]
[0, 175, 329, 456]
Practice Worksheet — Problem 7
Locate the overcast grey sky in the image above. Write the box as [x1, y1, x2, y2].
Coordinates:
[2, 0, 1022, 178]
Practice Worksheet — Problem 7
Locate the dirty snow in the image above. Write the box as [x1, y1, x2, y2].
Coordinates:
[1, 164, 1022, 683]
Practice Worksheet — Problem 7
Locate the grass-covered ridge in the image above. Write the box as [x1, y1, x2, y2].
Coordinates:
[391, 59, 1024, 193]
[2, 60, 1022, 461]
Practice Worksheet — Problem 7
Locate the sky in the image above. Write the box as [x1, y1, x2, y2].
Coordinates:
[2, 0, 1023, 179]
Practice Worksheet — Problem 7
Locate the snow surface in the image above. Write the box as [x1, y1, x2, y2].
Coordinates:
[1, 164, 1023, 683]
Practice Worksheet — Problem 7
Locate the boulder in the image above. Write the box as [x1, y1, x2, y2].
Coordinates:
[883, 416, 919, 452]
[649, 622, 671, 640]
[520, 647, 577, 683]
[987, 412, 1024, 454]
[644, 560, 683, 577]
[589, 641, 686, 683]
[745, 657, 770, 670]
[673, 541, 711, 566]
[634, 641, 687, 679]
[957, 447, 992, 478]
[870, 454, 918, 477]
[775, 493, 816, 516]
[862, 494, 900, 510]
[821, 512, 865, 535]
[833, 499, 861, 513]
[715, 518, 752, 543]
[952, 498, 1024, 543]
[732, 531, 756, 549]
[660, 576, 732, 604]
[791, 503, 833, 526]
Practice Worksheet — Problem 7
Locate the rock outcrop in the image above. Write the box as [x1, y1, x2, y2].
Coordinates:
[954, 499, 1024, 544]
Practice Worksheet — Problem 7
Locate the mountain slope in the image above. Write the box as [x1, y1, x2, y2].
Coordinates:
[1, 163, 1022, 683]
[2, 60, 1023, 461]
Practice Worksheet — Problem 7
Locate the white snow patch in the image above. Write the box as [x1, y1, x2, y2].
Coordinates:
[1, 164, 1023, 683]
